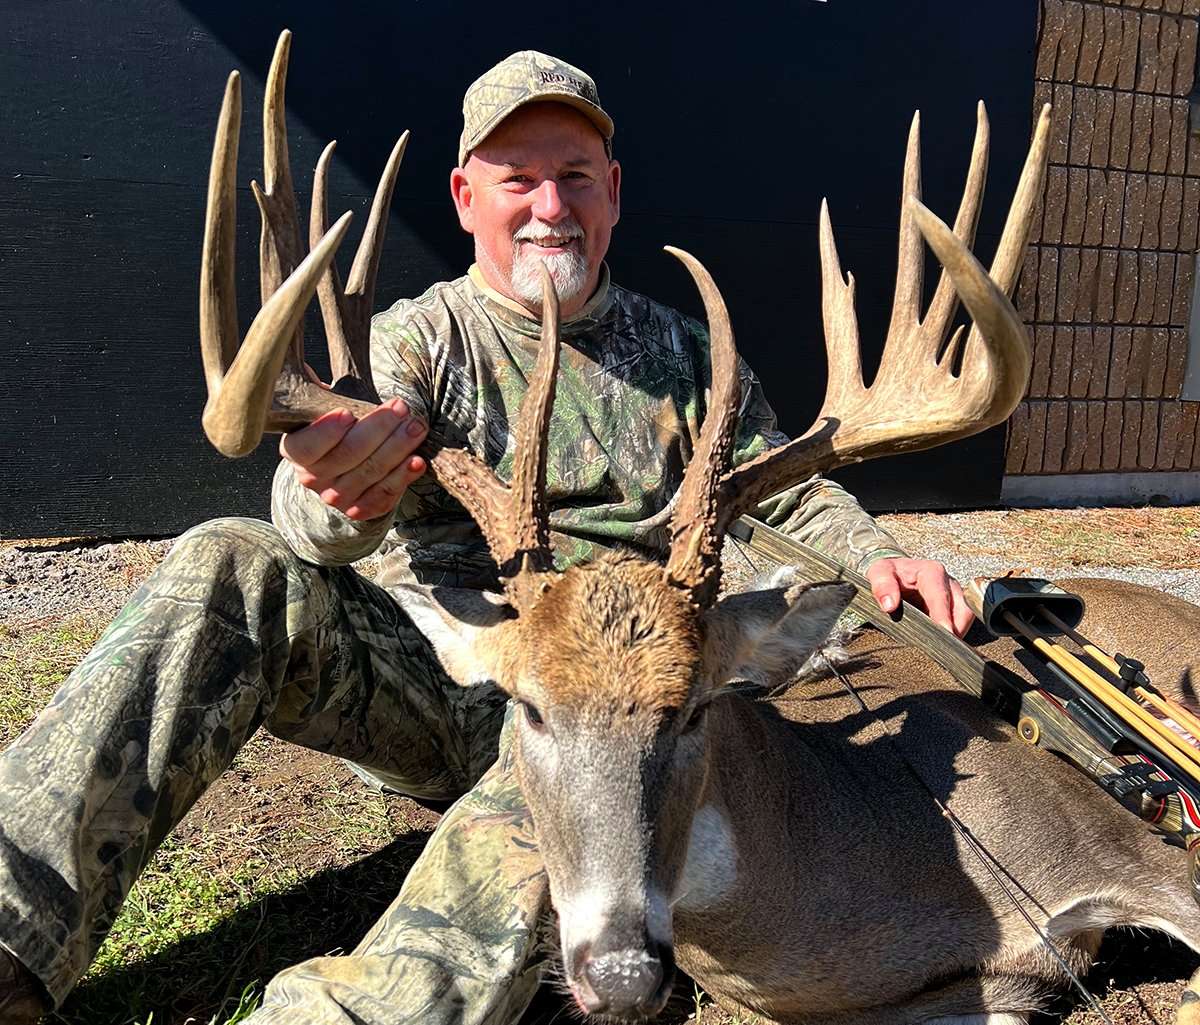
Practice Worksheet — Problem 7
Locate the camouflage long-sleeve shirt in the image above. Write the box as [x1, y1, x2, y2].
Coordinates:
[272, 264, 906, 588]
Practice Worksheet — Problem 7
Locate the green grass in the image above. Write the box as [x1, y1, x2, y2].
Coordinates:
[0, 618, 102, 743]
[130, 982, 260, 1025]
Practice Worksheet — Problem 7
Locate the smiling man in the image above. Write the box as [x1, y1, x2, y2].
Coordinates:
[0, 50, 971, 1025]
[273, 50, 971, 632]
[455, 106, 616, 315]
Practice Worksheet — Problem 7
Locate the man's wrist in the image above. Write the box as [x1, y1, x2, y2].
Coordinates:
[857, 548, 908, 574]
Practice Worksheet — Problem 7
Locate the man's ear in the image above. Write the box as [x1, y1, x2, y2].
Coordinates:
[390, 583, 514, 687]
[701, 579, 856, 687]
[450, 167, 475, 233]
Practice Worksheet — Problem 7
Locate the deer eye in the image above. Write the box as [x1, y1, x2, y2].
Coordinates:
[681, 703, 708, 735]
[521, 700, 546, 730]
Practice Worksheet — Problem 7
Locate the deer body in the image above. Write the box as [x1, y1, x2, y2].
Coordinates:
[664, 576, 1200, 1022]
[398, 561, 1200, 1023]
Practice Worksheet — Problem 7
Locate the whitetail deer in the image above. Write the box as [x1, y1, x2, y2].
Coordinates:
[200, 33, 1200, 1025]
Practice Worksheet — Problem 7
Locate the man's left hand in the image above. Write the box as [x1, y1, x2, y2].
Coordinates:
[865, 558, 974, 638]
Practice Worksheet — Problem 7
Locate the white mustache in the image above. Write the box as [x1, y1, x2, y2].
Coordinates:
[513, 222, 584, 245]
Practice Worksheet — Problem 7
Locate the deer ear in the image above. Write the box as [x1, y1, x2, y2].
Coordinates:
[701, 578, 857, 687]
[389, 583, 517, 688]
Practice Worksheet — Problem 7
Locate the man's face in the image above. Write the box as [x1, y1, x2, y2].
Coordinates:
[451, 102, 621, 317]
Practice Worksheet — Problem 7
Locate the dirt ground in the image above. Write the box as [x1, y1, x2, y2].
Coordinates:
[1, 506, 1198, 1024]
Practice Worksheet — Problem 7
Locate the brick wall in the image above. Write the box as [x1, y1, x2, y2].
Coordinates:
[1007, 0, 1200, 477]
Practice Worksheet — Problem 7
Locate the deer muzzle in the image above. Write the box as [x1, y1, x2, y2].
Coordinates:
[573, 935, 676, 1018]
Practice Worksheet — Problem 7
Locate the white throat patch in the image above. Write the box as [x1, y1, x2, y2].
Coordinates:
[674, 804, 738, 911]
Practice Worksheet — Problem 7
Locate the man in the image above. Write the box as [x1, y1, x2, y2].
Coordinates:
[0, 50, 972, 1024]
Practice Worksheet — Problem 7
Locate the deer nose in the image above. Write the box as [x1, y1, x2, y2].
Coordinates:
[579, 941, 675, 1017]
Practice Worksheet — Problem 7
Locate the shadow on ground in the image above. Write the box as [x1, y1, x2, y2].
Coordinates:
[1034, 929, 1200, 1025]
[52, 833, 433, 1025]
[51, 818, 707, 1025]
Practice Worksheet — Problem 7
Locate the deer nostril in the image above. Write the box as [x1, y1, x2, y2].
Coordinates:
[581, 946, 673, 1016]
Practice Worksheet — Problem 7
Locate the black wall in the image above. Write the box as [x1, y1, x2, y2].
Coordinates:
[0, 0, 1037, 538]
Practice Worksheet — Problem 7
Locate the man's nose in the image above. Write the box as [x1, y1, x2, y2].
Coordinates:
[530, 180, 567, 222]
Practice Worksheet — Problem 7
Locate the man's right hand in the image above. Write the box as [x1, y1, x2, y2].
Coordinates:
[280, 397, 429, 521]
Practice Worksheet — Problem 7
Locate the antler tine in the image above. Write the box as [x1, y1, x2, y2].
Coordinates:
[957, 102, 1050, 385]
[663, 246, 740, 607]
[911, 200, 1030, 421]
[508, 266, 560, 564]
[262, 30, 294, 214]
[922, 101, 990, 351]
[816, 198, 866, 416]
[311, 140, 351, 375]
[199, 70, 242, 399]
[985, 103, 1052, 296]
[253, 30, 306, 370]
[706, 103, 1049, 531]
[428, 266, 561, 609]
[886, 112, 925, 346]
[347, 132, 409, 299]
[311, 132, 409, 396]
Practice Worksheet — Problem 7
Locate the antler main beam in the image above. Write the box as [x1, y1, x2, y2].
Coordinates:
[665, 102, 1052, 607]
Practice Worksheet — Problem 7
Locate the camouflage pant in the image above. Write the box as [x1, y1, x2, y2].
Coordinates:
[0, 517, 551, 1023]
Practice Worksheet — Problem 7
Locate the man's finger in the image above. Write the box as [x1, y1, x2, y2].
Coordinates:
[867, 562, 902, 613]
[344, 455, 427, 520]
[279, 408, 355, 468]
[917, 563, 955, 633]
[949, 578, 975, 638]
[323, 415, 427, 509]
[305, 399, 412, 481]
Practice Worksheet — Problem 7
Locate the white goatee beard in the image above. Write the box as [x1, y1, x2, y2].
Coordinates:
[509, 220, 590, 308]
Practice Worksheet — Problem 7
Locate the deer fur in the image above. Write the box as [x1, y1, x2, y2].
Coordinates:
[396, 567, 1200, 1024]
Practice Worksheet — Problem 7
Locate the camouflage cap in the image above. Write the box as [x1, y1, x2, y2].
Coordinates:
[459, 50, 614, 167]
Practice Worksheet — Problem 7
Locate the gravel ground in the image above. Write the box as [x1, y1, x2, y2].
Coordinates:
[879, 509, 1200, 606]
[0, 538, 175, 626]
[4, 507, 1200, 630]
[940, 554, 1200, 604]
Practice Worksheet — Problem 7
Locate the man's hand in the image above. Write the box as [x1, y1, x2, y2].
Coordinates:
[865, 558, 974, 638]
[280, 398, 429, 521]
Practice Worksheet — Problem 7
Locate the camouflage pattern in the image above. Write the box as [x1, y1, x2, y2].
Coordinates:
[0, 518, 511, 1010]
[458, 50, 614, 167]
[272, 265, 906, 585]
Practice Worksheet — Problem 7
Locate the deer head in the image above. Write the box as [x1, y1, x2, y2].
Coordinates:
[198, 32, 1049, 1019]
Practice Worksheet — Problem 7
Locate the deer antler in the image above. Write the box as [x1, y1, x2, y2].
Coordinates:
[311, 130, 409, 399]
[199, 31, 378, 457]
[665, 102, 1051, 607]
[198, 30, 560, 610]
[430, 269, 562, 609]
